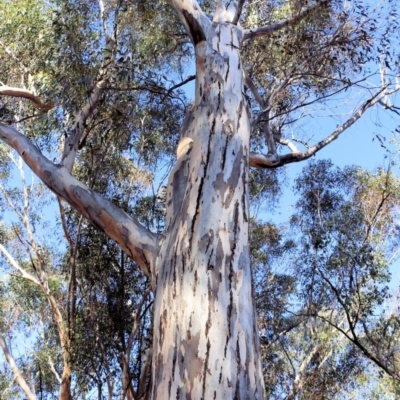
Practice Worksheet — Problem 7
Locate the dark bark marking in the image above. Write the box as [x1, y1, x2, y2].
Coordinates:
[172, 241, 179, 299]
[199, 231, 212, 253]
[201, 339, 211, 400]
[234, 377, 240, 400]
[182, 251, 188, 272]
[159, 309, 167, 348]
[235, 335, 244, 400]
[182, 10, 206, 45]
[176, 387, 180, 400]
[205, 276, 212, 336]
[241, 171, 248, 222]
[193, 270, 198, 296]
[224, 335, 229, 358]
[221, 135, 228, 170]
[172, 328, 178, 380]
[216, 236, 225, 274]
[168, 380, 172, 399]
[207, 248, 214, 270]
[181, 332, 202, 393]
[190, 117, 215, 245]
[219, 366, 223, 383]
[225, 59, 230, 82]
[236, 335, 242, 367]
[237, 100, 243, 131]
[217, 82, 221, 110]
[227, 201, 240, 338]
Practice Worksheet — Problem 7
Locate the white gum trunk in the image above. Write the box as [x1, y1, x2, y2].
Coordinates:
[152, 23, 265, 399]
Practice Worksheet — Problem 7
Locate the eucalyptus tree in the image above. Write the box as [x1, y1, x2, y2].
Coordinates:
[0, 0, 400, 399]
[251, 161, 400, 399]
[291, 161, 400, 381]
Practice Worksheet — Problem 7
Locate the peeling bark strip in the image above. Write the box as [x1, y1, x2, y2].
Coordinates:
[152, 23, 265, 400]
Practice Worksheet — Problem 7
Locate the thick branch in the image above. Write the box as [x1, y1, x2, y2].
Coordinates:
[0, 334, 37, 400]
[250, 87, 394, 169]
[0, 124, 160, 277]
[244, 1, 328, 41]
[0, 85, 57, 112]
[165, 0, 209, 44]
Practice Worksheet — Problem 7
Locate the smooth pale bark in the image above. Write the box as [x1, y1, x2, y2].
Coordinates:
[151, 23, 265, 399]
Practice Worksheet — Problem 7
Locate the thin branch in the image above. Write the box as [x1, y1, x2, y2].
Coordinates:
[167, 75, 195, 93]
[0, 85, 58, 112]
[0, 123, 160, 277]
[0, 243, 40, 286]
[244, 1, 328, 41]
[278, 137, 300, 153]
[0, 334, 37, 400]
[61, 81, 105, 172]
[98, 337, 114, 399]
[243, 69, 265, 107]
[250, 86, 397, 169]
[121, 287, 151, 400]
[48, 357, 62, 384]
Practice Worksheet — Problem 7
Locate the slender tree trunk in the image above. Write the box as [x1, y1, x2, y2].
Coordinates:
[59, 364, 72, 400]
[151, 24, 265, 399]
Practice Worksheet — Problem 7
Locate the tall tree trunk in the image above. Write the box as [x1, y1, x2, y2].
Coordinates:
[59, 364, 72, 400]
[151, 24, 265, 399]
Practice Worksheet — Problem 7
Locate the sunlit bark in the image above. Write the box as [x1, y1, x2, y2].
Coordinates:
[152, 23, 265, 399]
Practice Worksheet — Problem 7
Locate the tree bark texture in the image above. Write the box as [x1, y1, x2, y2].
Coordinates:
[152, 23, 265, 400]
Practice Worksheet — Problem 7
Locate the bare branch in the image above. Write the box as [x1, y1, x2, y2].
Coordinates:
[0, 244, 40, 286]
[0, 334, 37, 400]
[250, 87, 397, 169]
[243, 1, 328, 41]
[121, 287, 151, 400]
[0, 85, 58, 112]
[278, 137, 300, 153]
[243, 70, 264, 107]
[61, 6, 119, 172]
[61, 81, 105, 172]
[0, 123, 160, 277]
[48, 356, 62, 384]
